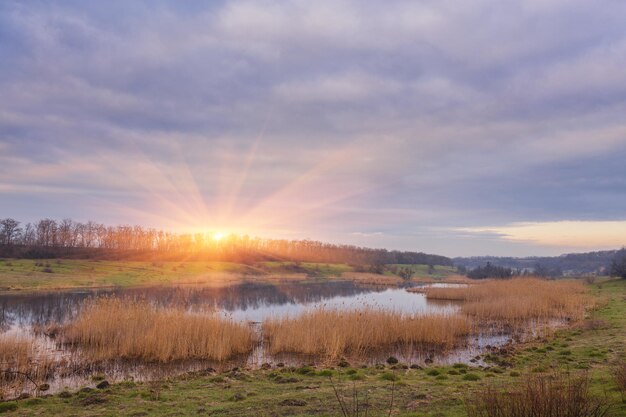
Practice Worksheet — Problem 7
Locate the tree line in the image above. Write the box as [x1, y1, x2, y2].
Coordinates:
[465, 250, 626, 280]
[0, 218, 452, 266]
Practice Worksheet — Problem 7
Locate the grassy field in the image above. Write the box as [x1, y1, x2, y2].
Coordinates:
[0, 259, 456, 291]
[3, 279, 625, 416]
[387, 264, 457, 280]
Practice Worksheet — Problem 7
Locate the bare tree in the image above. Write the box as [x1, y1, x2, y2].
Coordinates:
[0, 218, 22, 245]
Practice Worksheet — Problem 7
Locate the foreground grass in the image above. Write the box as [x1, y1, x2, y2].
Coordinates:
[4, 279, 626, 416]
[0, 259, 456, 291]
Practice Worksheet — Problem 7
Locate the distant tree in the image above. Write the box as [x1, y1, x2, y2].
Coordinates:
[533, 263, 563, 278]
[20, 223, 35, 246]
[610, 248, 626, 279]
[456, 265, 467, 275]
[427, 264, 435, 275]
[0, 217, 456, 266]
[467, 262, 513, 279]
[368, 263, 386, 275]
[0, 218, 22, 245]
[397, 267, 413, 280]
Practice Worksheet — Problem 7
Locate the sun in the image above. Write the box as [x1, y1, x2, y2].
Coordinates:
[212, 232, 225, 241]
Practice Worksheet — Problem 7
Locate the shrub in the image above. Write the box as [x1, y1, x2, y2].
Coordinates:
[463, 373, 481, 381]
[466, 371, 611, 417]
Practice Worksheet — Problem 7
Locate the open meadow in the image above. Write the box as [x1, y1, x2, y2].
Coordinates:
[0, 258, 457, 291]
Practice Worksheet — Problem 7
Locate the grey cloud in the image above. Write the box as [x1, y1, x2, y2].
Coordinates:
[1, 0, 626, 256]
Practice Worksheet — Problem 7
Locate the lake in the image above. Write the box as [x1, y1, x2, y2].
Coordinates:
[0, 280, 507, 396]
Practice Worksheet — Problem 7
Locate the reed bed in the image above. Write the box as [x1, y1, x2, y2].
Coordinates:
[341, 272, 402, 286]
[423, 278, 590, 323]
[263, 308, 471, 360]
[62, 298, 254, 363]
[442, 274, 477, 284]
[0, 334, 52, 398]
[0, 335, 31, 371]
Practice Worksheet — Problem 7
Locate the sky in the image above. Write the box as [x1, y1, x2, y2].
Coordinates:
[1, 0, 626, 257]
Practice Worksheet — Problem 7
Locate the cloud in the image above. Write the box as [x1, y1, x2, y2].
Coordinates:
[1, 0, 626, 256]
[458, 221, 626, 249]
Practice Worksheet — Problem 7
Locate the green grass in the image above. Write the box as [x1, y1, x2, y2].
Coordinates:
[0, 258, 456, 290]
[387, 263, 458, 279]
[0, 259, 267, 290]
[4, 280, 626, 415]
[258, 261, 354, 278]
[0, 259, 359, 290]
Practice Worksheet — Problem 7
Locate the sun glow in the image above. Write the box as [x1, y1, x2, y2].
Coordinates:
[212, 232, 226, 241]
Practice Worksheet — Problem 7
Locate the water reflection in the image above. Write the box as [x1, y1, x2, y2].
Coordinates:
[0, 281, 456, 330]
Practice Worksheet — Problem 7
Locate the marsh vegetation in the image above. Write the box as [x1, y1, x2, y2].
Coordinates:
[263, 309, 471, 360]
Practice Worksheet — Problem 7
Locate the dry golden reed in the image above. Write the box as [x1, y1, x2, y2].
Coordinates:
[63, 298, 254, 362]
[263, 308, 471, 360]
[0, 334, 53, 397]
[0, 335, 33, 377]
[423, 278, 590, 323]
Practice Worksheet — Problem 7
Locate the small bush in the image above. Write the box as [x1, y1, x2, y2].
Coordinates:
[466, 371, 611, 417]
[463, 373, 481, 381]
[426, 369, 440, 376]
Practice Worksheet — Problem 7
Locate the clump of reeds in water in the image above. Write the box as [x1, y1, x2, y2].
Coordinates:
[62, 298, 254, 363]
[0, 335, 52, 398]
[423, 278, 590, 324]
[263, 308, 471, 360]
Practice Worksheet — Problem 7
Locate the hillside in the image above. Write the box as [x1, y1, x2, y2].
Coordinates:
[454, 249, 619, 275]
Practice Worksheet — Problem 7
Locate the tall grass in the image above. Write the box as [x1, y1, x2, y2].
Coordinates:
[263, 308, 471, 360]
[466, 371, 612, 417]
[63, 298, 254, 362]
[613, 359, 626, 400]
[423, 278, 590, 323]
[0, 335, 52, 398]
